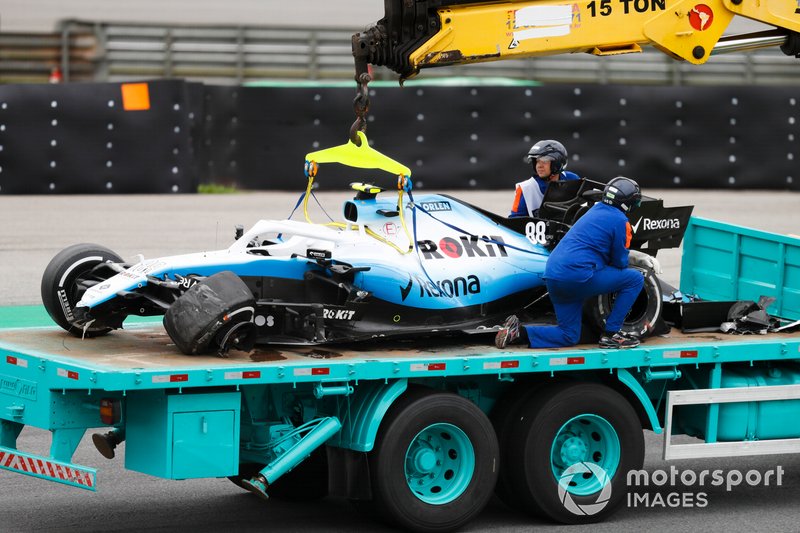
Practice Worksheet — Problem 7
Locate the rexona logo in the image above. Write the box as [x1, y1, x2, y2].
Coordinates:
[417, 235, 508, 260]
[399, 275, 481, 301]
[630, 217, 682, 234]
[419, 201, 452, 212]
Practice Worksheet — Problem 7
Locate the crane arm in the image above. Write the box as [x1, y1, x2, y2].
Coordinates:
[353, 0, 800, 81]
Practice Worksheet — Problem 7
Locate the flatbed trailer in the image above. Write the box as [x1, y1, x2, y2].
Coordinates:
[2, 217, 800, 532]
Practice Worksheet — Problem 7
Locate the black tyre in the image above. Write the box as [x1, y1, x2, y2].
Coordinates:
[584, 267, 662, 338]
[506, 382, 644, 525]
[163, 271, 255, 355]
[227, 449, 328, 501]
[489, 381, 545, 514]
[366, 387, 499, 533]
[41, 243, 123, 337]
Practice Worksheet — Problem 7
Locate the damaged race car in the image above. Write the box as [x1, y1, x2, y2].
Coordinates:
[41, 132, 693, 355]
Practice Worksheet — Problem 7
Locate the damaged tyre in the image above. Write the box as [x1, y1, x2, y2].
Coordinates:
[164, 271, 256, 355]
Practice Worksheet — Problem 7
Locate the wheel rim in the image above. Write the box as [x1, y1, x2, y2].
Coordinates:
[550, 414, 620, 496]
[404, 423, 475, 505]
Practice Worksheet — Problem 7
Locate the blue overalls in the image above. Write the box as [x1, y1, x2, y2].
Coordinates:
[524, 202, 644, 348]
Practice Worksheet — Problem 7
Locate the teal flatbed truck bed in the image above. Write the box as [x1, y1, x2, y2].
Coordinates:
[2, 217, 800, 532]
[1, 324, 799, 388]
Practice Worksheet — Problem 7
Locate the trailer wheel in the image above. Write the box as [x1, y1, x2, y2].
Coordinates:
[506, 382, 643, 524]
[584, 267, 662, 338]
[164, 271, 256, 355]
[367, 387, 498, 532]
[490, 382, 545, 515]
[41, 243, 123, 337]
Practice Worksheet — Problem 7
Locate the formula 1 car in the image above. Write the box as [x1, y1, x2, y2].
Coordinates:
[41, 133, 692, 355]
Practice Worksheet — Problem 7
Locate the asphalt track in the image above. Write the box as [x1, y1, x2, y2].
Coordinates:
[1, 189, 800, 532]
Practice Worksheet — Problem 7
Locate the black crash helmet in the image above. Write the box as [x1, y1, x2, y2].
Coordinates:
[602, 176, 642, 212]
[525, 139, 568, 175]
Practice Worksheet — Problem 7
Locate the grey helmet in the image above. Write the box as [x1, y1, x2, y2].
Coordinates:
[525, 139, 568, 175]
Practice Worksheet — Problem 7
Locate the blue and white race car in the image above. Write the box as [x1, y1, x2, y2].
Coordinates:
[41, 133, 691, 355]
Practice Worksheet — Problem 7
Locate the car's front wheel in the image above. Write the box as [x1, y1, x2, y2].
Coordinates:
[41, 243, 123, 337]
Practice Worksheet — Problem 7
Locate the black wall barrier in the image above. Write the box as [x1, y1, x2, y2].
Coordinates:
[0, 80, 796, 193]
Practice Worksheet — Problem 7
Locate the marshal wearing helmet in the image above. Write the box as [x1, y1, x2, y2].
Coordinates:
[510, 139, 580, 218]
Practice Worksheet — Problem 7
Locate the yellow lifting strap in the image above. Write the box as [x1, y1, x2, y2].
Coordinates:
[305, 131, 411, 178]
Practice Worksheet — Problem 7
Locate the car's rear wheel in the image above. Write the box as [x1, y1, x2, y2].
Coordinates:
[41, 243, 123, 337]
[584, 267, 662, 338]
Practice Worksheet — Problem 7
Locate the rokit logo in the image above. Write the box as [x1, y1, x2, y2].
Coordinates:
[400, 275, 481, 301]
[631, 217, 682, 234]
[417, 235, 508, 259]
[323, 308, 356, 320]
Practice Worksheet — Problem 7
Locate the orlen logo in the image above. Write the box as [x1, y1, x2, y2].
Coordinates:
[419, 201, 452, 212]
[417, 235, 508, 260]
[399, 275, 481, 301]
[630, 217, 681, 234]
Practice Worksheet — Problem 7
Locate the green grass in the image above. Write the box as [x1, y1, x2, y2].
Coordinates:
[198, 183, 239, 194]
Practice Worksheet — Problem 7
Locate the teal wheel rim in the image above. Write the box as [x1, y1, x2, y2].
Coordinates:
[404, 423, 475, 505]
[550, 414, 620, 496]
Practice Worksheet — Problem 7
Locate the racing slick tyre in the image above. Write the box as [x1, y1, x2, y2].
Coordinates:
[164, 271, 256, 355]
[584, 267, 662, 339]
[41, 243, 124, 337]
[366, 387, 499, 533]
[505, 382, 644, 525]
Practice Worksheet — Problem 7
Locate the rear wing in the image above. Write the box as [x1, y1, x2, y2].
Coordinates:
[680, 217, 800, 320]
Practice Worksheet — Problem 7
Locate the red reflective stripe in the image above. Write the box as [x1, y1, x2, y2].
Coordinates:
[428, 363, 446, 371]
[243, 371, 260, 379]
[501, 360, 519, 369]
[6, 356, 16, 365]
[311, 368, 330, 375]
[36, 459, 45, 475]
[170, 374, 188, 382]
[681, 350, 698, 358]
[1, 452, 13, 467]
[567, 356, 585, 365]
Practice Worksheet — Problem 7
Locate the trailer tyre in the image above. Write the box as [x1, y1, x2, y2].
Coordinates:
[41, 243, 124, 337]
[490, 381, 546, 515]
[584, 267, 662, 338]
[506, 382, 644, 524]
[367, 387, 499, 533]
